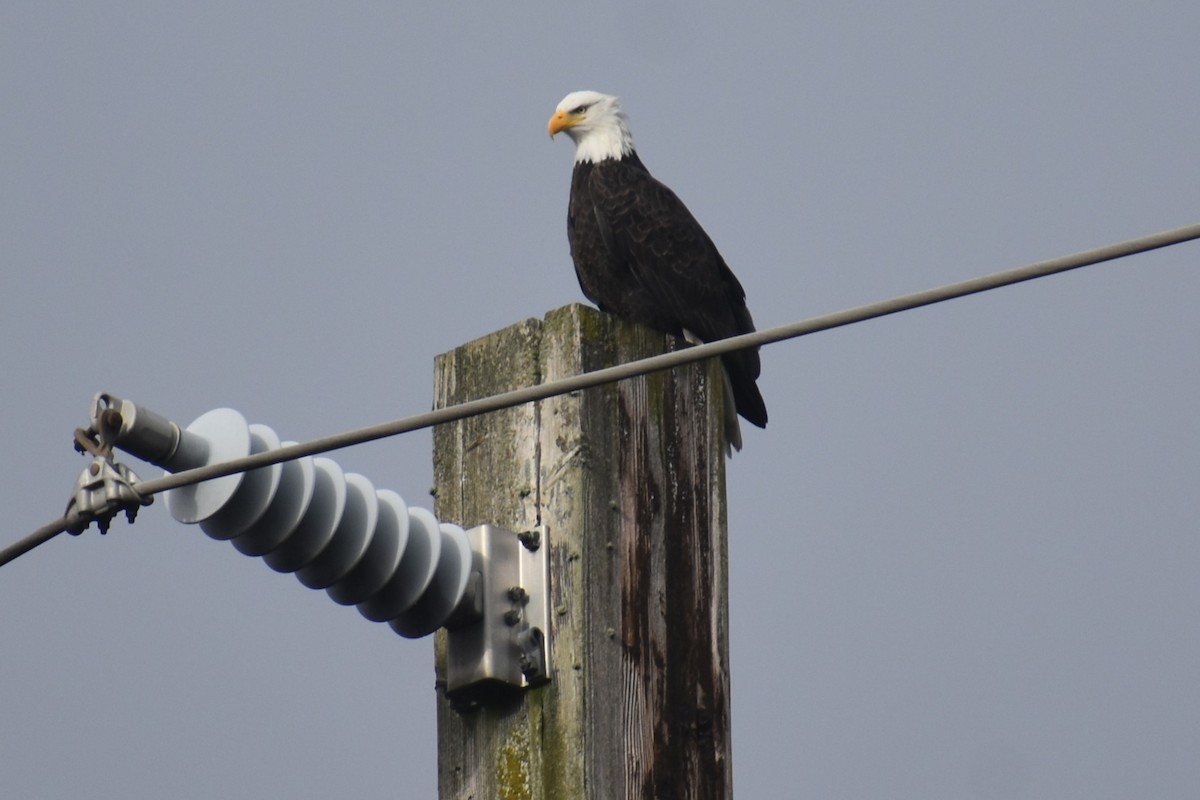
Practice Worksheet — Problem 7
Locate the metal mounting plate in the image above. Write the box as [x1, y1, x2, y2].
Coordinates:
[444, 524, 552, 709]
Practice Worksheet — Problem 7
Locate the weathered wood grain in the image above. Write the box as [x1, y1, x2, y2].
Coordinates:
[433, 304, 730, 800]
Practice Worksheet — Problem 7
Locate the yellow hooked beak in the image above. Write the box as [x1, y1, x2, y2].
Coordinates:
[548, 109, 580, 138]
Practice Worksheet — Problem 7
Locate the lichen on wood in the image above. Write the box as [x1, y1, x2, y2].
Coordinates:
[433, 304, 730, 800]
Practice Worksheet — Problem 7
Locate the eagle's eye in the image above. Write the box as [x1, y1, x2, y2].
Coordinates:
[571, 104, 589, 115]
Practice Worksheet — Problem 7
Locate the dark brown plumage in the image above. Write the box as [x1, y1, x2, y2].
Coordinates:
[567, 153, 768, 429]
[550, 91, 767, 443]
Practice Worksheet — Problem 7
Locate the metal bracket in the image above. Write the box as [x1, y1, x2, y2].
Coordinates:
[63, 398, 153, 534]
[64, 456, 152, 534]
[444, 524, 552, 710]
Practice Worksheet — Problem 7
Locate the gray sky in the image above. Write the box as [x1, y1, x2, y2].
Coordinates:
[3, 3, 1198, 798]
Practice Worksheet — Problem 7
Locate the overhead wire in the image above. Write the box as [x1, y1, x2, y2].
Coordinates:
[2, 220, 1199, 569]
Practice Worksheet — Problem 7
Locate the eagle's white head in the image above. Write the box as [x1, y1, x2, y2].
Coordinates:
[548, 90, 635, 164]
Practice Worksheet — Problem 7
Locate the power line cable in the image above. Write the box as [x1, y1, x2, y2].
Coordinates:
[3, 220, 1198, 569]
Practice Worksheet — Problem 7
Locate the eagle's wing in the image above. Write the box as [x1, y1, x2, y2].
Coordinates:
[587, 160, 766, 426]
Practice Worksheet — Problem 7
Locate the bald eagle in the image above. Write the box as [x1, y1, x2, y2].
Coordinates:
[548, 90, 767, 451]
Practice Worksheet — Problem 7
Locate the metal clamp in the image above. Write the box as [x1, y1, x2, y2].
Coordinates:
[444, 524, 552, 710]
[64, 402, 152, 534]
[64, 457, 151, 534]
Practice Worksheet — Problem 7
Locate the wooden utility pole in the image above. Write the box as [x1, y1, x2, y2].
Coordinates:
[432, 303, 732, 800]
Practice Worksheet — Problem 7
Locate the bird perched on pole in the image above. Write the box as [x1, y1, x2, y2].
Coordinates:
[548, 90, 767, 451]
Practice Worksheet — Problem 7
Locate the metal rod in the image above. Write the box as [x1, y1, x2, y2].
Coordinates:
[2, 219, 1198, 569]
[0, 515, 82, 569]
[132, 219, 1200, 497]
